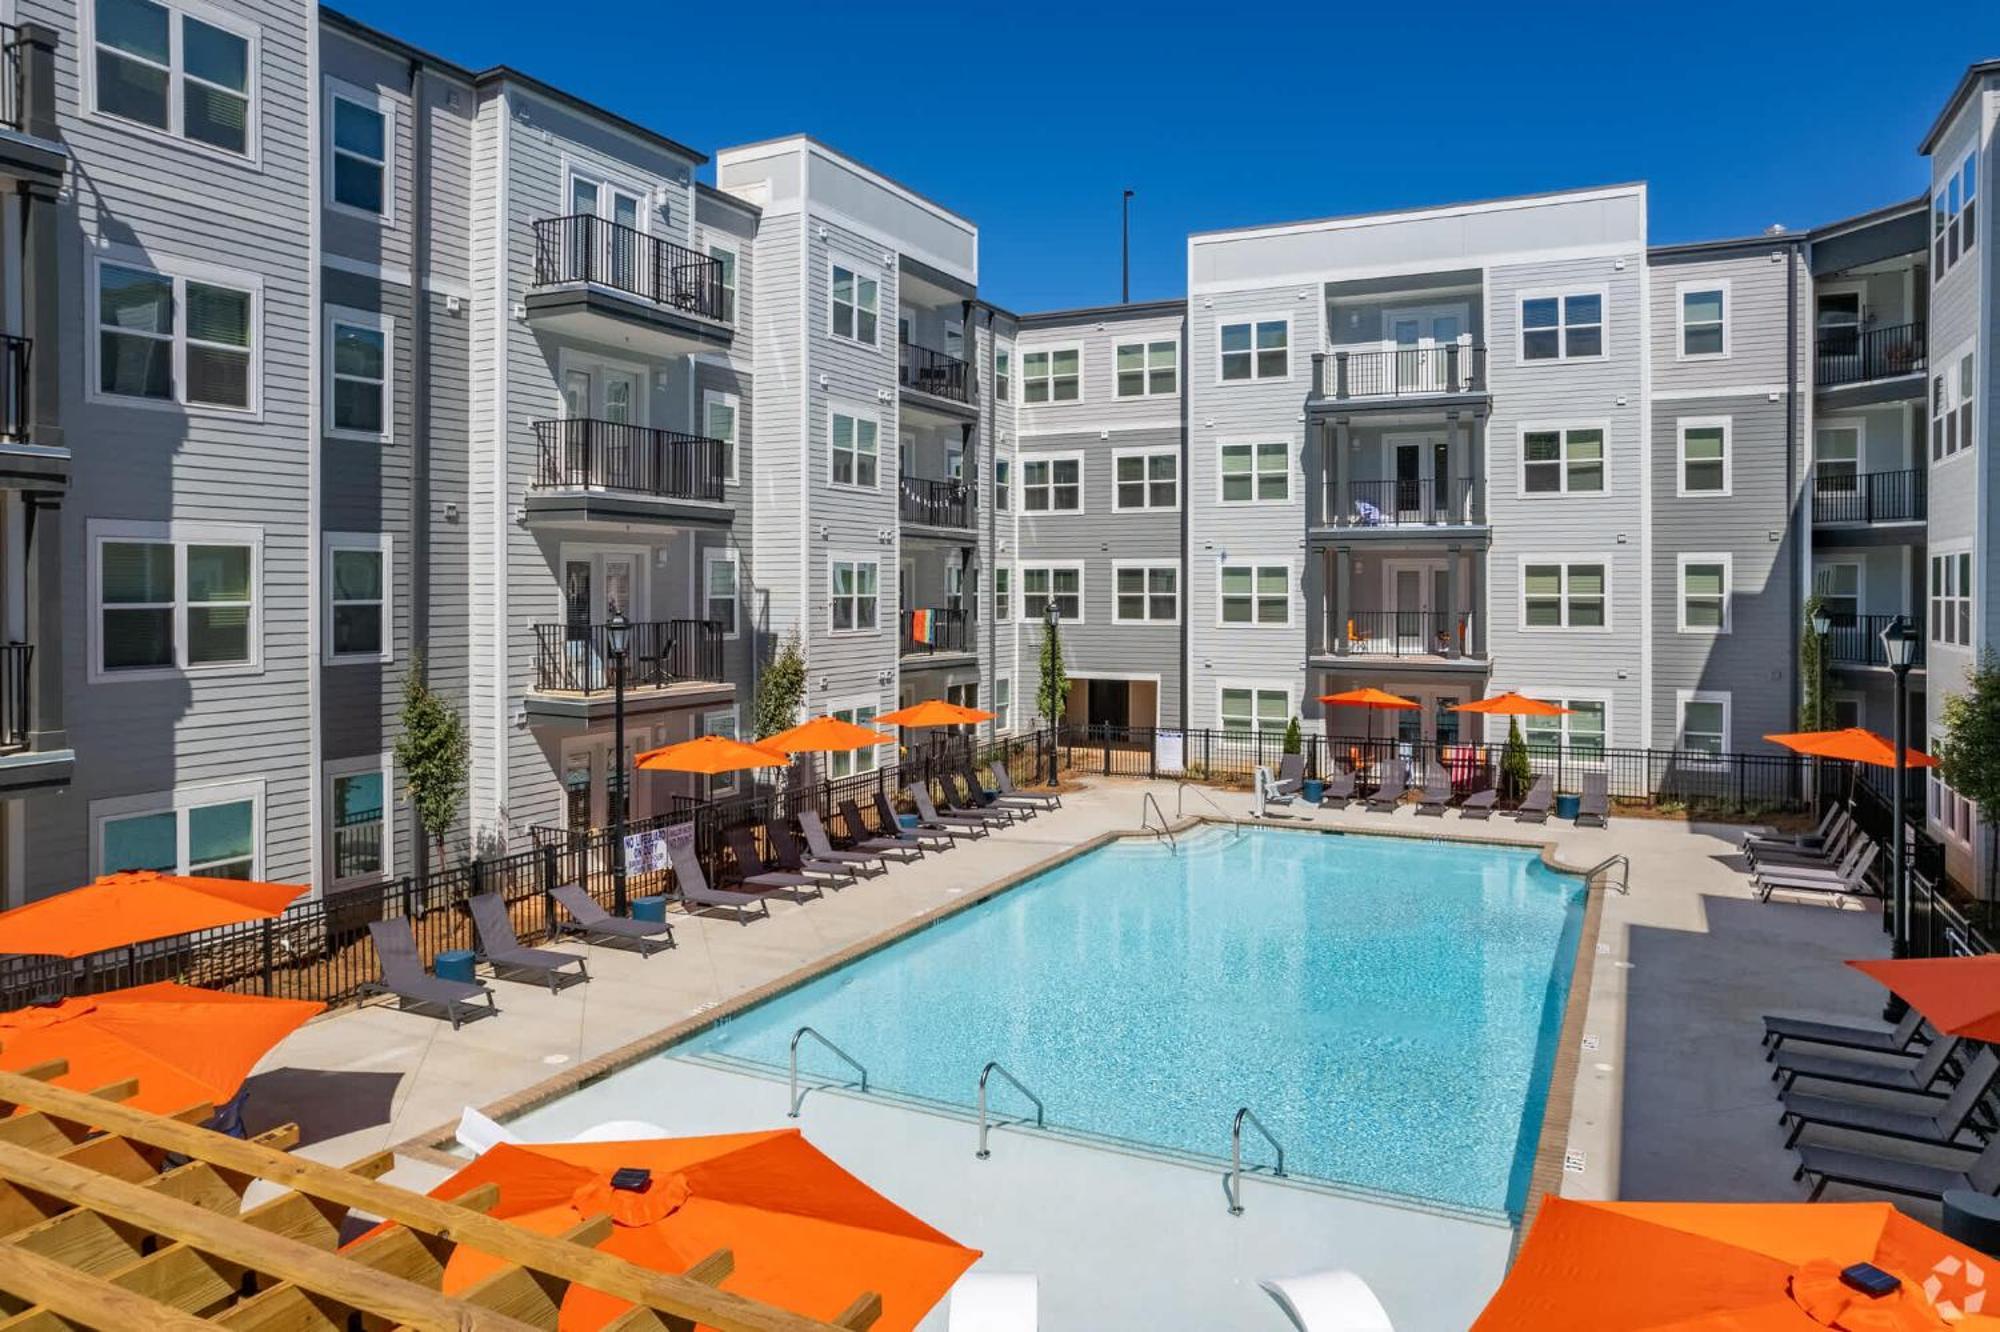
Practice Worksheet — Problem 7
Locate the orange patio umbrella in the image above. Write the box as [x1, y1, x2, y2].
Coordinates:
[633, 734, 790, 776]
[1318, 686, 1421, 752]
[0, 872, 308, 959]
[0, 981, 320, 1116]
[1848, 955, 2000, 1042]
[1453, 692, 1572, 717]
[875, 699, 995, 728]
[418, 1133, 980, 1331]
[760, 715, 897, 755]
[1766, 727, 1937, 769]
[1476, 1195, 2000, 1330]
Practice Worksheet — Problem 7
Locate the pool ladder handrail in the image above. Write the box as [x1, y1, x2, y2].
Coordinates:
[1585, 854, 1631, 895]
[1140, 791, 1175, 849]
[1175, 779, 1230, 821]
[1226, 1105, 1286, 1216]
[975, 1060, 1045, 1160]
[788, 1025, 868, 1118]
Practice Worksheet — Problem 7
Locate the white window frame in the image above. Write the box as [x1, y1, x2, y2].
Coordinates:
[1675, 415, 1732, 497]
[1216, 438, 1292, 506]
[324, 77, 393, 222]
[1216, 561, 1293, 630]
[826, 696, 887, 779]
[1020, 344, 1083, 405]
[1517, 422, 1610, 497]
[994, 456, 1011, 511]
[89, 248, 263, 416]
[1932, 341, 1976, 465]
[1215, 314, 1291, 384]
[1111, 447, 1179, 512]
[1675, 279, 1729, 360]
[827, 554, 881, 637]
[83, 0, 262, 165]
[994, 344, 1011, 402]
[828, 259, 881, 348]
[91, 778, 265, 880]
[1018, 564, 1084, 624]
[1020, 452, 1084, 514]
[323, 531, 392, 665]
[701, 546, 739, 641]
[1513, 688, 1612, 766]
[1517, 555, 1614, 633]
[1114, 338, 1179, 398]
[1934, 148, 1979, 281]
[1112, 562, 1180, 624]
[702, 388, 740, 484]
[324, 304, 393, 442]
[89, 519, 264, 683]
[1813, 559, 1864, 621]
[1216, 681, 1292, 736]
[1930, 545, 1973, 649]
[993, 676, 1013, 734]
[1675, 689, 1732, 761]
[699, 706, 742, 797]
[707, 242, 738, 323]
[1516, 286, 1608, 364]
[1676, 552, 1732, 635]
[828, 406, 881, 491]
[324, 753, 394, 889]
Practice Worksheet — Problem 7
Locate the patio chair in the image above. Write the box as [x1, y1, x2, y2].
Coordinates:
[764, 819, 865, 884]
[1459, 788, 1499, 819]
[961, 762, 1042, 817]
[1763, 1006, 1925, 1060]
[1270, 752, 1306, 799]
[1778, 1046, 2000, 1149]
[1753, 840, 1880, 904]
[1771, 1032, 1962, 1096]
[1364, 759, 1408, 813]
[992, 765, 1061, 809]
[1512, 775, 1554, 824]
[1317, 769, 1357, 809]
[550, 883, 674, 957]
[468, 893, 589, 993]
[359, 918, 500, 1030]
[1258, 1270, 1395, 1332]
[1576, 771, 1610, 828]
[1749, 816, 1862, 871]
[720, 826, 826, 900]
[1744, 806, 1845, 857]
[872, 791, 959, 849]
[664, 836, 769, 925]
[840, 797, 936, 858]
[1794, 1130, 2000, 1203]
[1414, 771, 1452, 817]
[910, 784, 994, 836]
[942, 771, 1017, 824]
[800, 808, 905, 870]
[788, 812, 886, 878]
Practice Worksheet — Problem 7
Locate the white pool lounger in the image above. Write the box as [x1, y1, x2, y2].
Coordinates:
[947, 1272, 1038, 1331]
[1260, 1270, 1395, 1331]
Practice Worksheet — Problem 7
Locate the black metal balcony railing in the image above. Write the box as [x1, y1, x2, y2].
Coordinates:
[1331, 610, 1477, 659]
[0, 642, 28, 750]
[899, 341, 975, 404]
[532, 419, 727, 504]
[1825, 614, 1927, 670]
[899, 475, 972, 529]
[1816, 322, 1925, 389]
[532, 215, 730, 324]
[0, 25, 24, 133]
[1813, 468, 1926, 525]
[901, 607, 970, 656]
[533, 619, 724, 693]
[1330, 477, 1481, 527]
[0, 334, 27, 441]
[1316, 344, 1485, 399]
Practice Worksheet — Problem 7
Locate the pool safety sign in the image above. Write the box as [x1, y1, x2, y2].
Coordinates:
[1154, 729, 1186, 775]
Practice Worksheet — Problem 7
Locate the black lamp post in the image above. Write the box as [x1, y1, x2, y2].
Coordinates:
[606, 609, 631, 914]
[1044, 599, 1061, 788]
[1809, 605, 1832, 811]
[1881, 613, 1920, 1016]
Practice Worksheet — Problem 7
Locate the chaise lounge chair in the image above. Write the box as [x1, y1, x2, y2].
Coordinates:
[550, 883, 674, 956]
[872, 792, 958, 849]
[942, 771, 1016, 824]
[1779, 1047, 2000, 1149]
[721, 827, 826, 900]
[1795, 1130, 2000, 1203]
[992, 765, 1061, 810]
[800, 808, 904, 869]
[468, 892, 589, 992]
[1771, 1032, 1962, 1096]
[1753, 840, 1879, 904]
[665, 836, 770, 925]
[1750, 816, 1862, 871]
[359, 917, 498, 1030]
[765, 819, 865, 884]
[1763, 1006, 1925, 1060]
[1365, 759, 1408, 813]
[910, 784, 993, 837]
[1317, 769, 1357, 809]
[1576, 771, 1610, 828]
[961, 763, 1042, 817]
[1414, 771, 1452, 816]
[1270, 752, 1306, 800]
[1459, 788, 1499, 819]
[1745, 806, 1845, 858]
[1512, 775, 1553, 823]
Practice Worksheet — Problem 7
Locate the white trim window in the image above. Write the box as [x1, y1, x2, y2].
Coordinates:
[93, 523, 260, 678]
[702, 389, 739, 483]
[1677, 554, 1731, 634]
[1931, 548, 1972, 648]
[993, 677, 1013, 733]
[1677, 691, 1730, 758]
[1677, 281, 1728, 359]
[830, 409, 880, 489]
[1113, 449, 1178, 510]
[326, 532, 391, 663]
[1219, 684, 1289, 736]
[1678, 417, 1730, 495]
[325, 755, 392, 888]
[1020, 565, 1082, 622]
[1521, 560, 1608, 630]
[94, 254, 258, 411]
[1815, 560, 1862, 622]
[1116, 340, 1178, 397]
[829, 262, 879, 346]
[994, 345, 1011, 402]
[1114, 565, 1179, 623]
[326, 79, 392, 219]
[1218, 318, 1289, 382]
[1022, 347, 1080, 403]
[1935, 149, 1978, 279]
[1219, 563, 1290, 627]
[1929, 744, 1976, 848]
[1022, 454, 1082, 512]
[95, 781, 262, 879]
[1219, 440, 1289, 504]
[1932, 346, 1975, 463]
[91, 0, 256, 158]
[1522, 696, 1608, 761]
[708, 244, 737, 323]
[1520, 425, 1605, 495]
[327, 305, 391, 440]
[828, 701, 884, 778]
[994, 457, 1010, 511]
[1519, 289, 1605, 361]
[702, 547, 738, 639]
[993, 566, 1010, 621]
[699, 707, 742, 797]
[829, 557, 880, 635]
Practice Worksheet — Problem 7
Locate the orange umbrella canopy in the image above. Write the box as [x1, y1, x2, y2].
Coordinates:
[1849, 956, 2000, 1042]
[1765, 728, 1936, 769]
[1452, 692, 1572, 717]
[634, 734, 790, 776]
[760, 716, 897, 755]
[1476, 1196, 2000, 1329]
[875, 700, 996, 728]
[424, 1133, 980, 1331]
[0, 872, 308, 958]
[0, 982, 320, 1114]
[1317, 687, 1421, 711]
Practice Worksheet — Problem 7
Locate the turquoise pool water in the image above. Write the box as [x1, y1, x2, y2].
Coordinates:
[683, 825, 1585, 1215]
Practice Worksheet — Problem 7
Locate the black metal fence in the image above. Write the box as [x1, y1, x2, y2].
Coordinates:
[1813, 468, 1925, 525]
[1317, 344, 1485, 399]
[898, 341, 974, 404]
[901, 606, 970, 655]
[899, 475, 972, 529]
[1326, 611, 1477, 659]
[1815, 321, 1925, 388]
[0, 642, 27, 751]
[0, 25, 22, 134]
[1330, 476, 1481, 527]
[531, 215, 730, 323]
[1826, 613, 1927, 670]
[532, 419, 727, 503]
[531, 619, 723, 693]
[0, 334, 27, 440]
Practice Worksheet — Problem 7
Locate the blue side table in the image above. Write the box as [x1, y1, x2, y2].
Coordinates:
[631, 895, 667, 923]
[1302, 779, 1326, 805]
[898, 814, 919, 830]
[1555, 793, 1582, 821]
[434, 948, 477, 984]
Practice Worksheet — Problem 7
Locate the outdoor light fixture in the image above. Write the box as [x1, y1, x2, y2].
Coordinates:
[1880, 614, 1918, 671]
[1810, 607, 1830, 639]
[605, 609, 631, 660]
[1880, 612, 1919, 1017]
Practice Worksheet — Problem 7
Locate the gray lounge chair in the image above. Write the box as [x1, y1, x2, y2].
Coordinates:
[1745, 806, 1844, 857]
[764, 819, 864, 884]
[359, 917, 497, 1030]
[1317, 770, 1356, 808]
[961, 763, 1041, 817]
[790, 812, 887, 877]
[665, 836, 769, 925]
[1763, 1006, 1925, 1059]
[550, 883, 674, 957]
[1750, 818, 1863, 870]
[1365, 759, 1408, 812]
[992, 765, 1060, 810]
[1576, 771, 1610, 828]
[1795, 1131, 2000, 1203]
[468, 892, 589, 992]
[1414, 771, 1452, 816]
[942, 771, 1016, 824]
[1459, 788, 1499, 819]
[1270, 752, 1306, 799]
[1772, 1033, 1962, 1096]
[910, 784, 992, 836]
[872, 792, 957, 849]
[846, 796, 942, 856]
[1755, 841, 1880, 904]
[721, 827, 825, 899]
[1513, 775, 1553, 823]
[803, 807, 910, 867]
[1779, 1047, 2000, 1149]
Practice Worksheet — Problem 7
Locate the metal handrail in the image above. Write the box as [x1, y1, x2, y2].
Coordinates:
[1585, 854, 1630, 895]
[975, 1060, 1045, 1160]
[1175, 780, 1229, 821]
[1226, 1106, 1286, 1215]
[1140, 791, 1174, 849]
[788, 1025, 868, 1117]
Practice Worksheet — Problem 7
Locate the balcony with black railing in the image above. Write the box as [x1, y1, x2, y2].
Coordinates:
[530, 215, 730, 325]
[900, 607, 971, 657]
[1813, 468, 1925, 526]
[899, 341, 975, 406]
[0, 334, 27, 440]
[532, 419, 728, 505]
[532, 619, 724, 695]
[0, 641, 29, 751]
[899, 475, 972, 530]
[1816, 322, 1925, 390]
[1325, 610, 1481, 661]
[1323, 476, 1482, 529]
[1825, 614, 1927, 671]
[1312, 344, 1486, 401]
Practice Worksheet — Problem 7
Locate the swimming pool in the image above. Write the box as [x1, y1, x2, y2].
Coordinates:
[670, 825, 1585, 1216]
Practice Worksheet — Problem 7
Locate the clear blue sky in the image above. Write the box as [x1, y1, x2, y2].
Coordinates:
[337, 0, 2000, 313]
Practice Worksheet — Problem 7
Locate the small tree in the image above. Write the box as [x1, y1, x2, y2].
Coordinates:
[394, 653, 469, 876]
[753, 628, 806, 740]
[1035, 618, 1069, 729]
[1937, 650, 2000, 900]
[1501, 716, 1534, 801]
[1800, 591, 1833, 731]
[1282, 716, 1303, 755]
